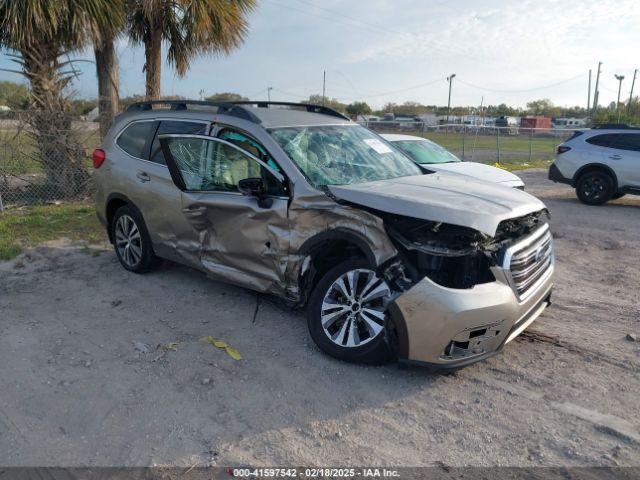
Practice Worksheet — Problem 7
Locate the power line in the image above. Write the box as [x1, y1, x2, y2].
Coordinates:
[456, 74, 584, 94]
[359, 78, 443, 98]
[292, 0, 407, 37]
[272, 76, 444, 103]
[268, 0, 372, 33]
[274, 73, 591, 104]
[247, 87, 268, 98]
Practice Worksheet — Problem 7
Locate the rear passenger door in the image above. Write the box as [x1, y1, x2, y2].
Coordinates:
[143, 120, 210, 262]
[607, 133, 640, 188]
[584, 133, 623, 184]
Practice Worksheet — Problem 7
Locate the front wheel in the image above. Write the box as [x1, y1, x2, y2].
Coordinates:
[307, 259, 394, 364]
[575, 171, 614, 205]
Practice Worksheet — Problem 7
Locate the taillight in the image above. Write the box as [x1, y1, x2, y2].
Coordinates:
[92, 148, 106, 168]
[556, 145, 571, 154]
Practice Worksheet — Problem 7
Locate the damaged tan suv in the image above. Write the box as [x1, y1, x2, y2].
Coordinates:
[94, 101, 554, 369]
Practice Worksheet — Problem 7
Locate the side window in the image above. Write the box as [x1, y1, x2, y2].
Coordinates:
[163, 137, 284, 195]
[217, 129, 281, 173]
[609, 133, 640, 152]
[586, 134, 617, 148]
[149, 121, 208, 165]
[116, 121, 157, 158]
[217, 129, 286, 195]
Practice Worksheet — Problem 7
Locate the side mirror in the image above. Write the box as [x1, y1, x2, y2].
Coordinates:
[238, 177, 274, 208]
[238, 177, 265, 197]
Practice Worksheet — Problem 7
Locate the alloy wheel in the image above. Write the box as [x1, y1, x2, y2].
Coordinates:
[320, 268, 391, 348]
[581, 176, 606, 200]
[115, 214, 142, 268]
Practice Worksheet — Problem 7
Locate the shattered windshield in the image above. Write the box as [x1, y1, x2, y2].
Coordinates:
[393, 139, 461, 164]
[269, 124, 423, 187]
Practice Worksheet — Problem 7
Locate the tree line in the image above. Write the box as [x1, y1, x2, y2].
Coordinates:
[314, 97, 640, 122]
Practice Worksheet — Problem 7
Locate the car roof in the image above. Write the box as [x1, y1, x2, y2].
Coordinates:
[119, 100, 353, 129]
[381, 133, 432, 142]
[582, 128, 640, 134]
[244, 106, 352, 128]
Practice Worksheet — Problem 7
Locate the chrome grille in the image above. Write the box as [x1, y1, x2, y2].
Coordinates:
[507, 226, 553, 298]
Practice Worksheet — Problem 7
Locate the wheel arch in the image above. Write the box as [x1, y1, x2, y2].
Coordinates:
[105, 193, 138, 243]
[572, 163, 618, 189]
[296, 228, 378, 306]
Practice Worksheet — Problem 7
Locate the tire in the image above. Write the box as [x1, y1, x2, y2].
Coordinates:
[575, 171, 614, 205]
[110, 205, 160, 273]
[611, 192, 626, 200]
[307, 258, 393, 364]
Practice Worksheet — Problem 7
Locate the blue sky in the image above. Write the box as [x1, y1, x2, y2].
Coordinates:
[2, 0, 640, 109]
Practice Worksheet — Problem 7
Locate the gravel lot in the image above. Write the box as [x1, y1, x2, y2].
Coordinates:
[1, 169, 639, 468]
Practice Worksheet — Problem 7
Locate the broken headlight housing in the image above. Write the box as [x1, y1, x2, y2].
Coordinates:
[384, 215, 495, 290]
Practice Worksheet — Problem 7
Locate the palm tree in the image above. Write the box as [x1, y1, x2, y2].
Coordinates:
[127, 0, 257, 101]
[93, 0, 126, 138]
[0, 0, 123, 196]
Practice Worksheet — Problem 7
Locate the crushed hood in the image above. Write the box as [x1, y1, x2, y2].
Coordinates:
[328, 173, 546, 237]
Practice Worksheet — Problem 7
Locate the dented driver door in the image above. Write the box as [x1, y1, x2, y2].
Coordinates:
[159, 134, 290, 294]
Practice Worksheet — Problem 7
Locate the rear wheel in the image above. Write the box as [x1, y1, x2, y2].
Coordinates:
[575, 171, 614, 205]
[307, 259, 394, 364]
[111, 205, 160, 273]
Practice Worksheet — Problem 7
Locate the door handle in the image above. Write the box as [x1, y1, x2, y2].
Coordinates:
[136, 171, 150, 182]
[609, 154, 622, 160]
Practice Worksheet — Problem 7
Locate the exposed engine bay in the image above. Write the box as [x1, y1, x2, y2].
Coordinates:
[383, 209, 549, 290]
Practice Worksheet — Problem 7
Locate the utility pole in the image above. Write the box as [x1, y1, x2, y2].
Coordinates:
[267, 86, 273, 101]
[628, 69, 637, 113]
[446, 73, 456, 123]
[592, 62, 602, 114]
[615, 74, 625, 122]
[587, 69, 592, 119]
[322, 70, 326, 106]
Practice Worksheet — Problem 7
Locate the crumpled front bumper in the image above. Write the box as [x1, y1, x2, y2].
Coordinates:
[389, 237, 554, 370]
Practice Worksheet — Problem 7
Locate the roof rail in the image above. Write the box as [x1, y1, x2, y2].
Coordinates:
[125, 100, 351, 123]
[592, 123, 640, 130]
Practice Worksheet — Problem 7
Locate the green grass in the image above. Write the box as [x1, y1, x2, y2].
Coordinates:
[0, 203, 105, 260]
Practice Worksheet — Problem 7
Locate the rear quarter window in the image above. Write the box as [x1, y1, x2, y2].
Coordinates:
[566, 130, 584, 141]
[585, 134, 617, 148]
[116, 121, 157, 158]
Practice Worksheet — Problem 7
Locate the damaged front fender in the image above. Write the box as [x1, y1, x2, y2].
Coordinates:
[284, 192, 399, 303]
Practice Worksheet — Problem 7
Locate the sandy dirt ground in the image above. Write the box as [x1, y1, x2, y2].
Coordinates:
[0, 169, 639, 468]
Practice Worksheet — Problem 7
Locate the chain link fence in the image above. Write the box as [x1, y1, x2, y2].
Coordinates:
[0, 112, 578, 210]
[0, 111, 99, 210]
[362, 121, 576, 168]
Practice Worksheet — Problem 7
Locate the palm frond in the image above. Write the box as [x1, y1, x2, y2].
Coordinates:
[127, 0, 257, 77]
[0, 0, 125, 51]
